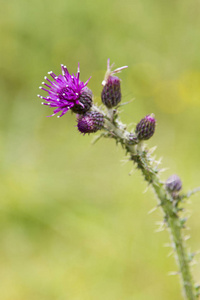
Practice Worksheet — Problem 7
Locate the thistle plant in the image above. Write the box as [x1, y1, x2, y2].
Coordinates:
[38, 59, 200, 300]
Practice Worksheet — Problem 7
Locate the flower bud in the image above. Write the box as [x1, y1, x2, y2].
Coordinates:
[166, 174, 182, 193]
[71, 88, 93, 114]
[135, 114, 156, 140]
[101, 59, 128, 108]
[77, 111, 104, 134]
[101, 76, 121, 108]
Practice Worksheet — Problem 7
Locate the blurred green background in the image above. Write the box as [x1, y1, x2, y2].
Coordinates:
[1, 0, 200, 299]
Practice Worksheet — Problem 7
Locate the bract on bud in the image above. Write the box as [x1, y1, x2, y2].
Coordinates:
[128, 133, 138, 145]
[71, 88, 93, 114]
[135, 114, 156, 140]
[101, 59, 128, 108]
[166, 174, 182, 193]
[77, 111, 104, 134]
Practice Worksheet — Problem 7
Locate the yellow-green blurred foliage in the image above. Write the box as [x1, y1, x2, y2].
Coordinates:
[0, 0, 200, 299]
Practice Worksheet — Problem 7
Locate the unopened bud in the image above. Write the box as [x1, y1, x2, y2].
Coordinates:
[136, 114, 156, 140]
[101, 76, 121, 108]
[101, 59, 128, 108]
[166, 174, 182, 193]
[77, 111, 104, 134]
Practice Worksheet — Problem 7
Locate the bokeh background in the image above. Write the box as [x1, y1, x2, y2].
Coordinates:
[1, 0, 200, 299]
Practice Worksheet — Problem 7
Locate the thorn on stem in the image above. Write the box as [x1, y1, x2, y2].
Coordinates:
[168, 271, 180, 276]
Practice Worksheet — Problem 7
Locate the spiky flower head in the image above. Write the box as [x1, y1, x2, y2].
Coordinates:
[77, 111, 104, 134]
[135, 114, 156, 140]
[101, 59, 128, 108]
[38, 64, 92, 117]
[166, 174, 182, 193]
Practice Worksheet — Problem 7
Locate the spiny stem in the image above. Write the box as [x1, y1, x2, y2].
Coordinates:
[96, 106, 198, 300]
[130, 153, 196, 300]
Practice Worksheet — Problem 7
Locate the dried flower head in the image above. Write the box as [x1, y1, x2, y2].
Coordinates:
[101, 59, 128, 108]
[38, 64, 91, 117]
[77, 111, 104, 134]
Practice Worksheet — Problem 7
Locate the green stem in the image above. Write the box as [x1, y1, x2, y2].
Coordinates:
[131, 153, 196, 300]
[98, 109, 197, 300]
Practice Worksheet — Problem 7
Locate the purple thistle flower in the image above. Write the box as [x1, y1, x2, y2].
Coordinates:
[38, 64, 91, 118]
